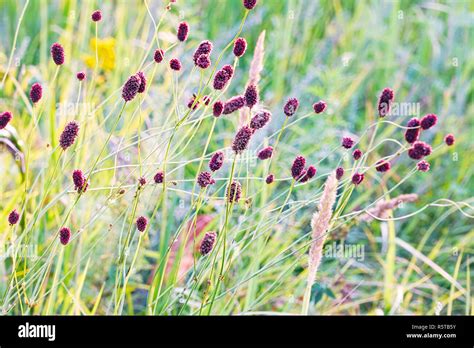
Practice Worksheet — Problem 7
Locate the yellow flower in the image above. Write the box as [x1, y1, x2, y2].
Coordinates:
[83, 37, 116, 71]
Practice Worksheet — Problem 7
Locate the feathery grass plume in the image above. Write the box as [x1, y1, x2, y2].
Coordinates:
[29, 83, 42, 103]
[154, 49, 164, 63]
[284, 97, 299, 117]
[91, 10, 102, 22]
[193, 40, 213, 64]
[169, 58, 182, 71]
[233, 37, 247, 57]
[250, 110, 271, 130]
[209, 151, 224, 172]
[137, 71, 146, 93]
[420, 114, 438, 130]
[244, 84, 258, 108]
[196, 54, 211, 69]
[257, 146, 273, 160]
[177, 21, 189, 42]
[76, 72, 86, 81]
[59, 121, 80, 150]
[197, 171, 215, 188]
[200, 232, 217, 256]
[336, 167, 344, 180]
[359, 194, 418, 222]
[59, 227, 71, 245]
[72, 169, 88, 193]
[243, 0, 258, 10]
[378, 87, 394, 117]
[404, 118, 420, 144]
[248, 31, 265, 86]
[417, 160, 430, 172]
[213, 101, 224, 117]
[291, 155, 306, 179]
[0, 111, 12, 129]
[303, 171, 338, 313]
[154, 171, 164, 184]
[227, 181, 242, 203]
[223, 95, 245, 114]
[8, 209, 20, 225]
[313, 100, 327, 114]
[265, 174, 275, 184]
[136, 216, 148, 232]
[444, 134, 455, 146]
[352, 149, 362, 160]
[50, 42, 65, 65]
[232, 125, 253, 154]
[122, 74, 141, 101]
[375, 160, 391, 173]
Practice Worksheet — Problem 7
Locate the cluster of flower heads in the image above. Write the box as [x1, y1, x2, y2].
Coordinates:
[290, 156, 317, 183]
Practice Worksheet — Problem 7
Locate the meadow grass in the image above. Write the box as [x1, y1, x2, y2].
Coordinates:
[0, 0, 473, 316]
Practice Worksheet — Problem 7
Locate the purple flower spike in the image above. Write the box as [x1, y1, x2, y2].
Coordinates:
[122, 74, 141, 101]
[257, 146, 273, 160]
[209, 151, 224, 172]
[76, 72, 86, 81]
[378, 87, 394, 117]
[408, 141, 431, 160]
[353, 149, 362, 160]
[91, 10, 102, 22]
[154, 49, 164, 63]
[223, 95, 246, 115]
[244, 84, 258, 109]
[250, 110, 271, 130]
[0, 111, 12, 129]
[444, 134, 455, 146]
[197, 171, 215, 188]
[233, 37, 247, 57]
[420, 114, 438, 130]
[72, 169, 88, 193]
[284, 98, 299, 117]
[8, 209, 20, 225]
[375, 160, 391, 173]
[50, 43, 65, 65]
[313, 100, 327, 114]
[232, 126, 253, 154]
[154, 171, 164, 184]
[136, 216, 148, 232]
[265, 174, 275, 184]
[352, 172, 364, 185]
[213, 101, 224, 117]
[291, 155, 306, 179]
[336, 167, 344, 180]
[200, 232, 217, 256]
[59, 121, 80, 150]
[227, 181, 242, 203]
[404, 118, 420, 144]
[169, 58, 182, 71]
[29, 83, 42, 103]
[177, 22, 189, 42]
[417, 160, 430, 172]
[341, 137, 354, 149]
[59, 227, 71, 245]
[196, 54, 211, 69]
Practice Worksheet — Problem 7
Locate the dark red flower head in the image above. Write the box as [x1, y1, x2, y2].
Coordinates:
[243, 0, 258, 10]
[352, 172, 364, 185]
[306, 165, 317, 178]
[244, 84, 258, 109]
[353, 149, 362, 160]
[72, 169, 88, 193]
[91, 10, 102, 22]
[0, 111, 12, 129]
[417, 160, 430, 172]
[341, 136, 354, 149]
[197, 171, 215, 188]
[213, 65, 233, 90]
[200, 231, 217, 256]
[138, 176, 146, 186]
[154, 49, 164, 63]
[29, 83, 42, 104]
[313, 100, 327, 114]
[154, 171, 164, 184]
[232, 125, 253, 154]
[196, 54, 211, 69]
[213, 101, 224, 117]
[169, 58, 182, 71]
[291, 155, 306, 179]
[59, 227, 71, 245]
[408, 141, 431, 160]
[76, 72, 86, 81]
[250, 110, 271, 130]
[233, 37, 247, 57]
[136, 216, 148, 232]
[444, 134, 455, 146]
[265, 174, 275, 184]
[375, 160, 391, 173]
[336, 167, 344, 180]
[122, 74, 141, 101]
[209, 151, 224, 172]
[404, 118, 420, 144]
[284, 98, 299, 117]
[193, 40, 213, 64]
[50, 43, 65, 65]
[420, 114, 437, 130]
[188, 94, 200, 110]
[137, 71, 147, 93]
[378, 87, 394, 117]
[203, 95, 211, 105]
[227, 181, 242, 203]
[257, 146, 273, 160]
[177, 22, 189, 42]
[223, 95, 246, 115]
[8, 209, 20, 225]
[59, 121, 80, 150]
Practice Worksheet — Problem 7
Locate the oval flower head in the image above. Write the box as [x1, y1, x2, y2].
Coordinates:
[59, 121, 80, 150]
[209, 151, 224, 172]
[136, 216, 148, 232]
[250, 110, 271, 130]
[50, 42, 65, 65]
[232, 126, 253, 154]
[284, 98, 299, 117]
[378, 87, 394, 117]
[200, 232, 217, 256]
[30, 83, 43, 103]
[0, 111, 13, 129]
